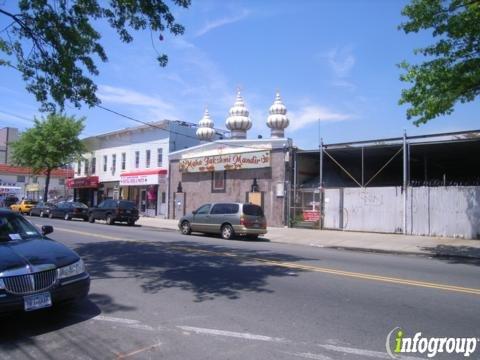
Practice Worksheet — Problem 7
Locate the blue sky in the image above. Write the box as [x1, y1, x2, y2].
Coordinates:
[1, 0, 478, 149]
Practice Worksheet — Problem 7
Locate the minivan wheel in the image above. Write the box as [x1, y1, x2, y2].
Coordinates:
[48, 212, 53, 219]
[39, 211, 44, 218]
[221, 224, 234, 240]
[64, 213, 71, 221]
[181, 221, 191, 235]
[88, 214, 95, 223]
[106, 215, 114, 225]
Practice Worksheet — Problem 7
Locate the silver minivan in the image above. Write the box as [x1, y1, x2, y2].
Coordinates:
[178, 202, 267, 240]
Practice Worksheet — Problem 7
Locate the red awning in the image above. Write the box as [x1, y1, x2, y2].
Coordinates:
[120, 168, 167, 177]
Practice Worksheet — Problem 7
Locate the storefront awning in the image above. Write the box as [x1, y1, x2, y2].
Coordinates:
[120, 168, 167, 186]
[67, 176, 99, 189]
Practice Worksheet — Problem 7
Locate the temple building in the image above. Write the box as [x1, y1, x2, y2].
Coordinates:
[168, 90, 293, 227]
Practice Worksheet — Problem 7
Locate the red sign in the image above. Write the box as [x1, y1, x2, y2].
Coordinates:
[303, 210, 320, 222]
[67, 176, 99, 189]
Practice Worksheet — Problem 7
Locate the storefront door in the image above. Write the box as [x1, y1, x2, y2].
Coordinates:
[140, 189, 146, 213]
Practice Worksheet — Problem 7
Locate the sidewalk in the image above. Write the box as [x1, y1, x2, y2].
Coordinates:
[137, 217, 480, 259]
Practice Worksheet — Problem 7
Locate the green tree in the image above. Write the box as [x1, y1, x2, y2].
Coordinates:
[11, 113, 85, 201]
[398, 0, 480, 125]
[0, 0, 190, 112]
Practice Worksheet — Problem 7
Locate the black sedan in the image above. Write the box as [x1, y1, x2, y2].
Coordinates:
[29, 202, 56, 217]
[0, 209, 90, 313]
[48, 201, 89, 221]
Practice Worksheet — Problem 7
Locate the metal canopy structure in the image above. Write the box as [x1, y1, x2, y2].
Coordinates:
[295, 129, 480, 189]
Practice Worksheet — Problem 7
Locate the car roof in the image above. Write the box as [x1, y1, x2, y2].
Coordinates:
[0, 208, 16, 216]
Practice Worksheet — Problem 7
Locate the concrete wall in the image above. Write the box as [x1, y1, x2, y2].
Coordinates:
[324, 186, 480, 239]
[169, 150, 287, 227]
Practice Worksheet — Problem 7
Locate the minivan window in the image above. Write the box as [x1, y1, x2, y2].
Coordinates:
[243, 204, 264, 216]
[195, 204, 211, 215]
[211, 203, 239, 215]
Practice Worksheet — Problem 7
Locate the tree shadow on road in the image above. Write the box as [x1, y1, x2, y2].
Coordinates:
[74, 240, 312, 302]
[421, 245, 480, 266]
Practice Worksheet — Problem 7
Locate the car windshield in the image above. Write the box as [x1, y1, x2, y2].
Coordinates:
[0, 214, 41, 241]
[119, 201, 136, 209]
[72, 202, 88, 208]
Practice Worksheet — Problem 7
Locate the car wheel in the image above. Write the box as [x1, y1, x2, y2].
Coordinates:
[64, 213, 71, 221]
[127, 220, 135, 226]
[106, 215, 114, 225]
[83, 217, 89, 222]
[40, 211, 44, 218]
[29, 211, 33, 216]
[88, 214, 95, 223]
[180, 221, 191, 235]
[48, 212, 54, 219]
[221, 224, 234, 240]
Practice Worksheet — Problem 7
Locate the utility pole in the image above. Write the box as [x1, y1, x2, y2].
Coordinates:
[403, 130, 408, 235]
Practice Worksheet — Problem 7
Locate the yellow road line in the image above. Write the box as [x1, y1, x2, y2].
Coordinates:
[52, 226, 480, 296]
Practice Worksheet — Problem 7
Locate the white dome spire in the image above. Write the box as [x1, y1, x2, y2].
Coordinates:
[196, 107, 216, 142]
[267, 91, 289, 138]
[225, 89, 252, 139]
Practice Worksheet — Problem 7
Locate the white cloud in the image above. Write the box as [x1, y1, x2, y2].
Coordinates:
[98, 85, 173, 110]
[195, 9, 251, 37]
[289, 105, 351, 131]
[325, 46, 355, 78]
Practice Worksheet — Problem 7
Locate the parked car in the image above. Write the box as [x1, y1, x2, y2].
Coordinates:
[88, 200, 139, 226]
[10, 200, 38, 214]
[29, 202, 56, 217]
[179, 202, 267, 240]
[0, 209, 90, 314]
[3, 196, 19, 208]
[48, 201, 89, 221]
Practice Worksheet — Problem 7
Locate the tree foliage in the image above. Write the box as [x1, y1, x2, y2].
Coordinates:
[398, 0, 480, 125]
[11, 113, 85, 201]
[0, 0, 190, 112]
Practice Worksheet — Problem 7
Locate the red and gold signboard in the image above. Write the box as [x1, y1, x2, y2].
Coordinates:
[67, 176, 99, 189]
[303, 210, 320, 222]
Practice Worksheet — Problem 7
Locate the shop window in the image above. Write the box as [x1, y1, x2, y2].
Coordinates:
[112, 154, 116, 173]
[121, 153, 126, 170]
[91, 157, 96, 174]
[157, 148, 163, 167]
[16, 175, 25, 182]
[135, 151, 140, 168]
[84, 159, 89, 175]
[103, 155, 107, 172]
[58, 178, 65, 185]
[32, 176, 38, 183]
[146, 150, 151, 168]
[212, 171, 226, 192]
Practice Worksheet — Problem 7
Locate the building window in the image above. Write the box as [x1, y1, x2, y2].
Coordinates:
[16, 175, 25, 182]
[157, 148, 163, 167]
[135, 151, 140, 168]
[77, 161, 81, 175]
[84, 159, 89, 175]
[32, 176, 38, 184]
[58, 178, 65, 185]
[91, 157, 96, 174]
[103, 155, 107, 172]
[146, 150, 151, 168]
[112, 154, 116, 173]
[212, 171, 226, 192]
[121, 153, 126, 170]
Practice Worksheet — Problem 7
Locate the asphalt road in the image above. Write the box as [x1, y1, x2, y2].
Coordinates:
[1, 216, 479, 360]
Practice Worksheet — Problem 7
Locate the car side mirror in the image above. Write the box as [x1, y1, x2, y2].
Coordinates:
[41, 225, 54, 236]
[192, 210, 197, 215]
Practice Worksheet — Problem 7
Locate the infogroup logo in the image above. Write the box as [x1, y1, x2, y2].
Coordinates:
[386, 327, 479, 358]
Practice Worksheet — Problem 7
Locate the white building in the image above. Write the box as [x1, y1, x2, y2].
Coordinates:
[73, 120, 226, 217]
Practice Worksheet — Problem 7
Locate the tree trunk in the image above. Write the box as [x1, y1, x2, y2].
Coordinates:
[43, 168, 51, 202]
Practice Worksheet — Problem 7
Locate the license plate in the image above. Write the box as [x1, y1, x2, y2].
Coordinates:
[24, 292, 52, 312]
[126, 210, 131, 214]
